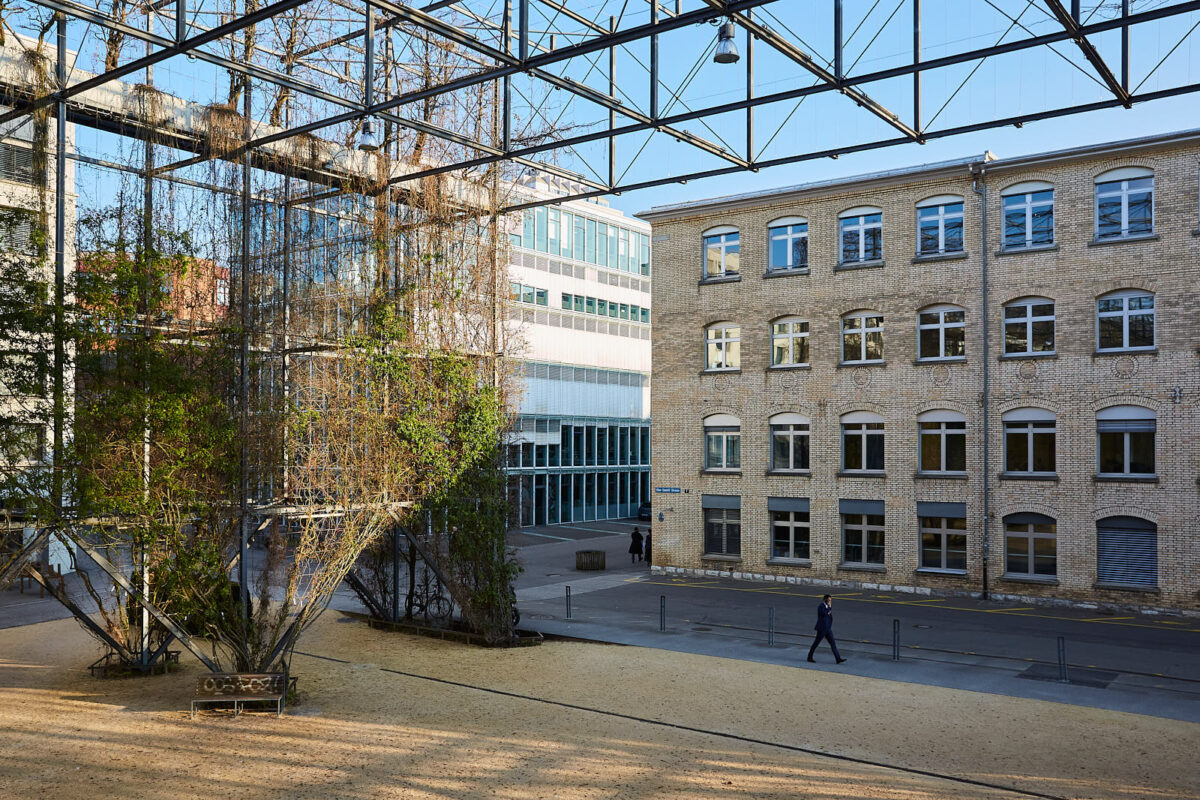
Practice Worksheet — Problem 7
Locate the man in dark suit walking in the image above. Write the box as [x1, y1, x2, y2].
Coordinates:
[807, 594, 846, 664]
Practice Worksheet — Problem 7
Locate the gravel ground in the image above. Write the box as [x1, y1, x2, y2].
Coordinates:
[0, 613, 1196, 800]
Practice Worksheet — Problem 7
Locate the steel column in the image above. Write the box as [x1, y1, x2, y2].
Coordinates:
[608, 15, 615, 189]
[746, 8, 754, 163]
[834, 0, 843, 80]
[913, 0, 921, 134]
[650, 0, 658, 120]
[238, 83, 252, 621]
[52, 14, 66, 537]
[1044, 0, 1132, 107]
[1122, 0, 1130, 93]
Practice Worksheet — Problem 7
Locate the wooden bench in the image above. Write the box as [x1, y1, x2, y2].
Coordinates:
[190, 672, 296, 719]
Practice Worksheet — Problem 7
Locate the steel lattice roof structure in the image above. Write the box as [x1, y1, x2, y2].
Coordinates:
[4, 1, 1200, 210]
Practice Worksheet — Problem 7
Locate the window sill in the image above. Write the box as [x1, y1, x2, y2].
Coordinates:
[1094, 474, 1159, 484]
[1001, 574, 1059, 585]
[702, 554, 742, 563]
[994, 244, 1058, 257]
[698, 274, 742, 286]
[911, 251, 968, 264]
[913, 357, 966, 366]
[916, 567, 968, 577]
[837, 360, 886, 368]
[914, 471, 968, 480]
[700, 469, 742, 476]
[700, 368, 742, 376]
[834, 259, 885, 272]
[1088, 233, 1159, 247]
[998, 472, 1059, 481]
[1094, 582, 1160, 594]
[763, 268, 810, 279]
[836, 471, 886, 479]
[999, 352, 1057, 361]
[1093, 348, 1157, 358]
[768, 364, 812, 372]
[766, 469, 811, 477]
[767, 558, 812, 567]
[838, 563, 887, 573]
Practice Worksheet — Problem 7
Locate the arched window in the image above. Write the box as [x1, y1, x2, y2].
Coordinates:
[1097, 289, 1155, 351]
[916, 194, 964, 256]
[704, 322, 741, 370]
[1002, 408, 1056, 475]
[1095, 167, 1153, 239]
[841, 311, 884, 364]
[1003, 297, 1055, 356]
[1097, 405, 1156, 477]
[917, 410, 966, 474]
[1001, 181, 1054, 249]
[917, 304, 966, 361]
[841, 411, 884, 473]
[839, 206, 883, 264]
[769, 413, 810, 472]
[703, 414, 741, 471]
[770, 316, 810, 367]
[767, 216, 808, 271]
[702, 225, 740, 278]
[1004, 512, 1057, 577]
[1097, 516, 1157, 588]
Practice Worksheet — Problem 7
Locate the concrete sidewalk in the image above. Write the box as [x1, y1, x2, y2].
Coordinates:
[512, 531, 1200, 724]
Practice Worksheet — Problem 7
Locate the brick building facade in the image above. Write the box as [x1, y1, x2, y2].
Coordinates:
[638, 130, 1200, 612]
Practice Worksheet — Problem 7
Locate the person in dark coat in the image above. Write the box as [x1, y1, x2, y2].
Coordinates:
[807, 594, 846, 664]
[643, 531, 652, 565]
[628, 527, 644, 563]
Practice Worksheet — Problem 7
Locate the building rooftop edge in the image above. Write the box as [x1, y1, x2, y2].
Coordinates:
[635, 126, 1200, 222]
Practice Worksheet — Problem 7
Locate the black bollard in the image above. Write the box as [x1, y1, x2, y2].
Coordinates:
[1057, 635, 1069, 683]
[566, 585, 572, 620]
[892, 618, 900, 661]
[659, 594, 666, 632]
[768, 606, 776, 646]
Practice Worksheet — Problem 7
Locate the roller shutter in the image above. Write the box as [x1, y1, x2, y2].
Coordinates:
[1096, 517, 1157, 587]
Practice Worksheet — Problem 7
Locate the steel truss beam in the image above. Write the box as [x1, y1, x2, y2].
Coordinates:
[1043, 0, 1132, 107]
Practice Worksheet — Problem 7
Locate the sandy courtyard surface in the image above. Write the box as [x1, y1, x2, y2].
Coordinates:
[0, 614, 1197, 800]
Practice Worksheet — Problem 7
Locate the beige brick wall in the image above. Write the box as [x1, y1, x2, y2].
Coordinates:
[646, 138, 1200, 612]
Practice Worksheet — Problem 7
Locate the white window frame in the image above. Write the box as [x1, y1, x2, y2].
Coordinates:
[702, 226, 740, 278]
[705, 323, 741, 370]
[917, 305, 966, 361]
[1000, 181, 1055, 250]
[919, 516, 968, 572]
[1094, 167, 1154, 240]
[841, 311, 884, 364]
[841, 411, 885, 473]
[703, 507, 741, 556]
[1002, 408, 1057, 476]
[1096, 289, 1155, 352]
[770, 317, 810, 367]
[841, 513, 886, 566]
[1003, 297, 1055, 356]
[771, 510, 811, 561]
[915, 195, 964, 256]
[917, 410, 966, 474]
[838, 206, 883, 264]
[704, 414, 741, 471]
[769, 413, 810, 472]
[1096, 405, 1156, 477]
[767, 216, 809, 272]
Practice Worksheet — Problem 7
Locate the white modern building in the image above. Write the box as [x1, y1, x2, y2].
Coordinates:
[505, 178, 651, 526]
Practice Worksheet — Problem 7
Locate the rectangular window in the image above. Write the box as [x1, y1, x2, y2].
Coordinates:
[1005, 521, 1057, 576]
[839, 213, 882, 263]
[842, 314, 884, 363]
[771, 511, 810, 560]
[597, 299, 607, 316]
[704, 427, 741, 470]
[585, 296, 596, 315]
[705, 326, 741, 370]
[703, 231, 740, 278]
[573, 215, 586, 261]
[534, 288, 547, 306]
[640, 308, 650, 324]
[920, 516, 967, 571]
[1004, 300, 1055, 355]
[534, 207, 547, 252]
[704, 507, 741, 557]
[917, 307, 965, 360]
[596, 223, 609, 267]
[1003, 190, 1054, 249]
[768, 221, 808, 271]
[919, 420, 966, 473]
[547, 209, 560, 254]
[771, 423, 810, 471]
[842, 423, 885, 472]
[1098, 418, 1156, 476]
[573, 295, 585, 313]
[1, 423, 45, 463]
[1096, 177, 1154, 239]
[1097, 292, 1155, 351]
[771, 319, 810, 366]
[1004, 420, 1056, 474]
[585, 218, 597, 263]
[842, 513, 886, 565]
[917, 202, 964, 255]
[562, 293, 573, 311]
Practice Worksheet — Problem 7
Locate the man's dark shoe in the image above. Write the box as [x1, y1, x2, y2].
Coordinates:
[806, 657, 815, 663]
[836, 658, 847, 664]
